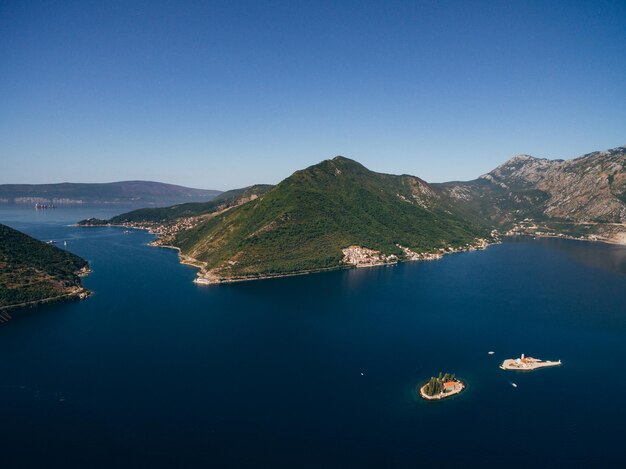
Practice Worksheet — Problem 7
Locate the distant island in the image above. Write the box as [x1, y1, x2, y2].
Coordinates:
[500, 354, 562, 371]
[419, 373, 465, 400]
[78, 145, 625, 285]
[0, 181, 221, 207]
[0, 224, 90, 318]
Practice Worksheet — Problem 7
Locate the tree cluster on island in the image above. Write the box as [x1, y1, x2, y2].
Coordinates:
[423, 372, 458, 397]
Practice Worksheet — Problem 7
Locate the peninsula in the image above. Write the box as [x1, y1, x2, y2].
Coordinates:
[81, 157, 493, 284]
[500, 354, 561, 371]
[0, 224, 90, 316]
[419, 373, 465, 401]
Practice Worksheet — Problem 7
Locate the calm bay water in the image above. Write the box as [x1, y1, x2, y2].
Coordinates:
[1, 206, 625, 468]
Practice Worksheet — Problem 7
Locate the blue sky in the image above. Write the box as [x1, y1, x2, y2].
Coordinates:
[1, 0, 625, 189]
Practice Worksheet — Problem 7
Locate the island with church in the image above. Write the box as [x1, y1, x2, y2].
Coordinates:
[500, 353, 561, 371]
[418, 372, 465, 400]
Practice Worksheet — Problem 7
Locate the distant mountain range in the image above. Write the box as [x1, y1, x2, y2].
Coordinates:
[0, 224, 90, 313]
[79, 145, 626, 284]
[0, 181, 222, 206]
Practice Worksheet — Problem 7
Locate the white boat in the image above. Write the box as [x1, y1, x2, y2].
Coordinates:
[511, 382, 518, 388]
[488, 351, 495, 355]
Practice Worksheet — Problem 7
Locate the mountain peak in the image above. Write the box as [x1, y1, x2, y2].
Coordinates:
[330, 155, 366, 168]
[296, 156, 370, 177]
[508, 154, 537, 162]
[499, 154, 552, 167]
[489, 154, 554, 173]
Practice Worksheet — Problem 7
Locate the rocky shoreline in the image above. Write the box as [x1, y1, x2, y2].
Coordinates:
[0, 285, 91, 314]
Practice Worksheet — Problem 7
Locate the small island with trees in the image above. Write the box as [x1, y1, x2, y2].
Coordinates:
[419, 372, 465, 401]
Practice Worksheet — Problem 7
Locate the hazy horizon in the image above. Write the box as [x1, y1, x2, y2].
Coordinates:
[1, 145, 625, 192]
[2, 1, 625, 188]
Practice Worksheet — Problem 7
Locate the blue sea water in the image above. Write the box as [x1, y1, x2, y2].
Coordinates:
[1, 206, 625, 468]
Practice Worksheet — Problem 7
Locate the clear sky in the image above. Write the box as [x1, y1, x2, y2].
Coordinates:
[1, 1, 625, 189]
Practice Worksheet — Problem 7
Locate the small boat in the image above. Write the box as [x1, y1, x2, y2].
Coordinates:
[488, 351, 495, 355]
[511, 382, 518, 388]
[63, 241, 67, 246]
[46, 240, 56, 245]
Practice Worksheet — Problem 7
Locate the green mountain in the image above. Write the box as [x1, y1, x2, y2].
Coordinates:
[173, 157, 489, 282]
[0, 181, 221, 206]
[0, 224, 90, 312]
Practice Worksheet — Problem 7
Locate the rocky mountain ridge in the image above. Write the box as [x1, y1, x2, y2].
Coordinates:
[482, 146, 626, 222]
[436, 146, 626, 234]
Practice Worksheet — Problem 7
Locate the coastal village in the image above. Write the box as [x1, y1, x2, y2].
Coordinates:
[506, 218, 600, 242]
[106, 216, 205, 247]
[342, 236, 495, 268]
[86, 194, 262, 248]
